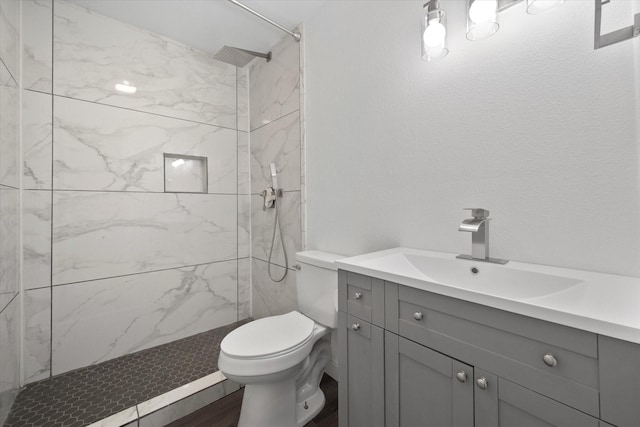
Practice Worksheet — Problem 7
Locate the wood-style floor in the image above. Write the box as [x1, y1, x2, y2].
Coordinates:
[167, 374, 338, 427]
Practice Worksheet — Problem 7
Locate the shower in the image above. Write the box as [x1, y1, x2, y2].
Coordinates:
[260, 163, 288, 282]
[215, 0, 300, 67]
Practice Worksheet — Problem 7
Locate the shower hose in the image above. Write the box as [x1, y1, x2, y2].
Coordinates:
[268, 196, 288, 282]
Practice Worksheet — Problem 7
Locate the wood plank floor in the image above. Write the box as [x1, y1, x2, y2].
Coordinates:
[167, 374, 338, 427]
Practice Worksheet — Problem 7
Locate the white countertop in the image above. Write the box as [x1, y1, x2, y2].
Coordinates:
[336, 247, 640, 344]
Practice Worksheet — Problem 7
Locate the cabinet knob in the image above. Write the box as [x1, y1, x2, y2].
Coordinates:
[413, 312, 424, 321]
[543, 353, 558, 367]
[476, 377, 489, 390]
[354, 292, 363, 300]
[351, 323, 360, 331]
[456, 371, 467, 383]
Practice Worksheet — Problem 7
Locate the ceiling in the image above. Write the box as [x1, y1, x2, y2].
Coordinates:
[67, 0, 327, 56]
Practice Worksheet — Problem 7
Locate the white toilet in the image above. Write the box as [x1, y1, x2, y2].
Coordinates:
[218, 250, 344, 427]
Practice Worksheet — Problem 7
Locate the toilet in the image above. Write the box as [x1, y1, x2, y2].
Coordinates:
[218, 250, 344, 427]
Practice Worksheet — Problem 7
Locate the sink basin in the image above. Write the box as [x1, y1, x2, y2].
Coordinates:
[342, 249, 583, 301]
[336, 247, 640, 344]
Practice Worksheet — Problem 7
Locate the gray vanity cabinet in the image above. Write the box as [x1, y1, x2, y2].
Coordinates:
[385, 332, 474, 427]
[338, 310, 385, 427]
[338, 270, 386, 427]
[338, 270, 637, 427]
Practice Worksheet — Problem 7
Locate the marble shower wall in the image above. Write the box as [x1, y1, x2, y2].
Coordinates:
[0, 0, 21, 422]
[21, 0, 251, 380]
[249, 30, 305, 318]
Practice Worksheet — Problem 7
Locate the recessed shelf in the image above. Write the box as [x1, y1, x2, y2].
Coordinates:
[164, 153, 208, 193]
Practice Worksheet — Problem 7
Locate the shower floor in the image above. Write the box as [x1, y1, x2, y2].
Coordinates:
[4, 320, 249, 427]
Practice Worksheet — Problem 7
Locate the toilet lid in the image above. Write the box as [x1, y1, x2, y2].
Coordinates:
[221, 311, 315, 358]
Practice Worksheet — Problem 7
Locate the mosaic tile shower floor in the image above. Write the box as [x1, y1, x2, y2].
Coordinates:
[5, 320, 249, 427]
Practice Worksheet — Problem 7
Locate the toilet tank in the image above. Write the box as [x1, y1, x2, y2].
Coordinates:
[296, 251, 345, 329]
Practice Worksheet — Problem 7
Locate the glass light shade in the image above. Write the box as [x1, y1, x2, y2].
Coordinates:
[466, 0, 499, 41]
[422, 9, 449, 61]
[526, 0, 566, 15]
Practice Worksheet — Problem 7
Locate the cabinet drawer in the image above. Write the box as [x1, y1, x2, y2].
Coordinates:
[392, 286, 600, 417]
[339, 270, 385, 326]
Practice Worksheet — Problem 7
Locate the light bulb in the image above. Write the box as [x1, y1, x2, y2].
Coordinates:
[469, 0, 498, 23]
[423, 21, 446, 48]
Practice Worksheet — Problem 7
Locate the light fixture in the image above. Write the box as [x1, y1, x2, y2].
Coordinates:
[171, 158, 185, 168]
[422, 0, 449, 61]
[526, 0, 566, 15]
[114, 80, 137, 94]
[466, 0, 500, 41]
[420, 0, 568, 61]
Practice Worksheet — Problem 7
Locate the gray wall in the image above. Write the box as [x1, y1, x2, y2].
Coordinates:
[0, 0, 21, 423]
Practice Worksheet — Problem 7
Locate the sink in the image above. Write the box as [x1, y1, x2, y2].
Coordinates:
[343, 249, 583, 301]
[336, 247, 640, 344]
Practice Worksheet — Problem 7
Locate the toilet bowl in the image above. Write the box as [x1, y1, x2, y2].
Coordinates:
[218, 250, 344, 427]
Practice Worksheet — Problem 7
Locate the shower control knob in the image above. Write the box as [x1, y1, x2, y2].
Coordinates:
[543, 353, 558, 367]
[476, 377, 489, 390]
[351, 323, 360, 331]
[413, 312, 424, 321]
[456, 371, 467, 383]
[354, 292, 362, 300]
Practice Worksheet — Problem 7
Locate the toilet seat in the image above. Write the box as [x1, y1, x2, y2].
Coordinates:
[218, 311, 327, 378]
[222, 311, 315, 359]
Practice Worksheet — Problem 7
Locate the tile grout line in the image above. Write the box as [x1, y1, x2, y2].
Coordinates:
[52, 93, 240, 132]
[51, 258, 242, 288]
[248, 107, 300, 133]
[49, 0, 54, 380]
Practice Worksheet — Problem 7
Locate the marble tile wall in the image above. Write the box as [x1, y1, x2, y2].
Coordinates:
[249, 31, 304, 318]
[53, 2, 236, 129]
[21, 0, 251, 379]
[0, 0, 21, 422]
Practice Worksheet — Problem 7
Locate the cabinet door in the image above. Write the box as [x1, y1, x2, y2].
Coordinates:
[385, 333, 473, 427]
[338, 312, 384, 427]
[474, 369, 599, 427]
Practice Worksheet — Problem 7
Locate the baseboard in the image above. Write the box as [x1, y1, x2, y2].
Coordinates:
[325, 360, 339, 382]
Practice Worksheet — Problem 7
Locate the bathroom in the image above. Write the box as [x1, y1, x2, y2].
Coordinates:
[0, 0, 639, 426]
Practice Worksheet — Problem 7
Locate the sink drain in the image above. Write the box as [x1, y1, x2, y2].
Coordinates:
[470, 266, 479, 275]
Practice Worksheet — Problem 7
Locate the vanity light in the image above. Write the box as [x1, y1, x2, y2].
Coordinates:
[114, 80, 137, 94]
[421, 0, 567, 60]
[466, 0, 500, 41]
[422, 0, 449, 61]
[526, 0, 566, 15]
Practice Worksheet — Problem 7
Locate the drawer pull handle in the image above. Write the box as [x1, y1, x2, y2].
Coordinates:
[543, 353, 558, 367]
[476, 377, 489, 390]
[456, 371, 467, 383]
[351, 323, 361, 331]
[413, 312, 424, 321]
[354, 292, 363, 300]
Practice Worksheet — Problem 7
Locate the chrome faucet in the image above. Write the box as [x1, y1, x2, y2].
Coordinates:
[457, 208, 508, 265]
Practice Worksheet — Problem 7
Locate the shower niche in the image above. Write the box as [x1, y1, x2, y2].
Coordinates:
[164, 153, 208, 193]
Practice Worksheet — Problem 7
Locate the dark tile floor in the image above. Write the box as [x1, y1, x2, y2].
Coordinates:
[167, 374, 339, 427]
[4, 320, 249, 427]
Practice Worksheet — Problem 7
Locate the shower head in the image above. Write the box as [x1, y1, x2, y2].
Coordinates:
[214, 46, 271, 67]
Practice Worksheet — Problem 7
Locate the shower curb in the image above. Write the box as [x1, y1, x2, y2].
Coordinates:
[87, 371, 239, 427]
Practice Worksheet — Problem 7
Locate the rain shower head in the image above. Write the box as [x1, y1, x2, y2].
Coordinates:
[214, 46, 271, 67]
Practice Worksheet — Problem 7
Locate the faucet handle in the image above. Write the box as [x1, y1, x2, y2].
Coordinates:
[463, 208, 490, 219]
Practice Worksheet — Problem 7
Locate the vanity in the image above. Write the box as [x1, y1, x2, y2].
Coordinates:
[335, 248, 640, 427]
